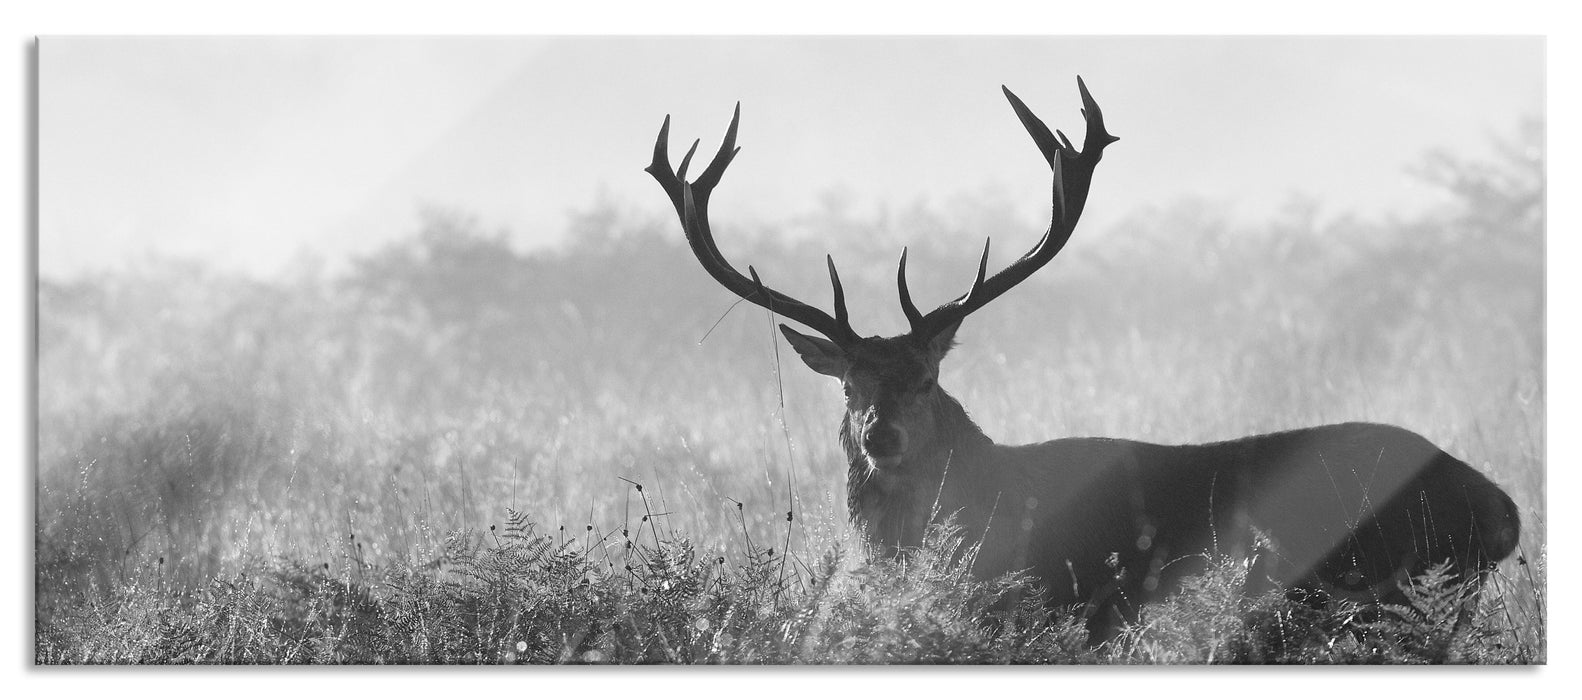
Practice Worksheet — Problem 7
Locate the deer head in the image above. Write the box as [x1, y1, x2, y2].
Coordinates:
[647, 78, 1117, 478]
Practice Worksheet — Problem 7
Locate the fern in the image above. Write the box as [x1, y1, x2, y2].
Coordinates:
[35, 509, 1538, 665]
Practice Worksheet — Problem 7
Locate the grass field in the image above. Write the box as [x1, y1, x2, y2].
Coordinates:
[34, 126, 1545, 663]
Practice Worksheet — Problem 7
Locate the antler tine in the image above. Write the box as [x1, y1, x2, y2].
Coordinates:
[965, 237, 991, 300]
[827, 255, 852, 333]
[692, 103, 741, 192]
[676, 139, 700, 182]
[897, 247, 924, 329]
[1002, 86, 1061, 167]
[650, 106, 860, 346]
[906, 77, 1117, 340]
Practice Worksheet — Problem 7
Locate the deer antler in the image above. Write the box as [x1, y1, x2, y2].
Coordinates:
[647, 105, 862, 347]
[899, 76, 1118, 341]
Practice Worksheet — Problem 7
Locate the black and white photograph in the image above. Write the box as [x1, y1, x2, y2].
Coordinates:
[29, 28, 1549, 670]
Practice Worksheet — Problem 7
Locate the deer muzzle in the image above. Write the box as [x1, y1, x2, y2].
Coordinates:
[862, 420, 908, 467]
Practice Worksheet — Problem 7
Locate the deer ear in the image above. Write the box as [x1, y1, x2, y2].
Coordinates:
[780, 324, 849, 378]
[924, 319, 962, 362]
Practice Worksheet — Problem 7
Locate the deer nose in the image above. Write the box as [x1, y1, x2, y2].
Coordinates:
[864, 423, 907, 458]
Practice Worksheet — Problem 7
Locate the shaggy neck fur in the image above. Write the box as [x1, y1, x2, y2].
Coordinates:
[841, 388, 995, 556]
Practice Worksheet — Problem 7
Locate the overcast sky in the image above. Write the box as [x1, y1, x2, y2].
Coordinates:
[39, 36, 1543, 280]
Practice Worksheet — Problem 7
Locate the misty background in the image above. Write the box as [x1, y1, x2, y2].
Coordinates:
[37, 37, 1543, 604]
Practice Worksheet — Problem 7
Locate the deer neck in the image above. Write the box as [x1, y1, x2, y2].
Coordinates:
[841, 389, 993, 552]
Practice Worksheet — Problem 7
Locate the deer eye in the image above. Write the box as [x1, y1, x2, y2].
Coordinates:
[918, 377, 936, 392]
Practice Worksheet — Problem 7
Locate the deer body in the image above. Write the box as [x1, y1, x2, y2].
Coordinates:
[646, 78, 1520, 640]
[842, 406, 1519, 632]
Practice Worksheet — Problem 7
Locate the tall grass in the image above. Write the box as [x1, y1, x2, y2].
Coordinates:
[35, 122, 1544, 663]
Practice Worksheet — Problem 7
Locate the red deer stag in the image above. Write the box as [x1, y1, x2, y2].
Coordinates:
[646, 77, 1521, 640]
